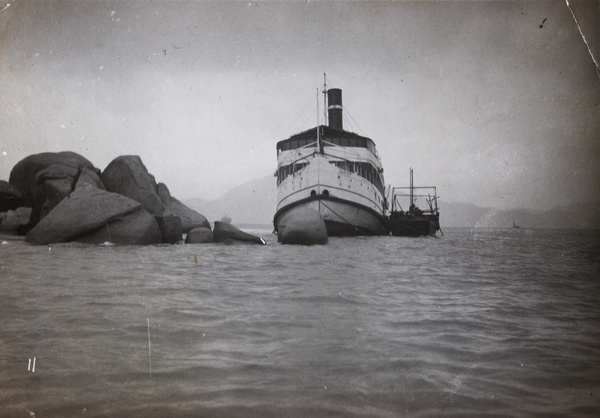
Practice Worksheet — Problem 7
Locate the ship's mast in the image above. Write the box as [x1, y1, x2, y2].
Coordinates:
[322, 72, 328, 126]
[316, 87, 320, 150]
[410, 167, 414, 211]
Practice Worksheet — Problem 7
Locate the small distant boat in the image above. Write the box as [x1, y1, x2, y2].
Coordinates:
[386, 168, 441, 237]
[512, 221, 521, 229]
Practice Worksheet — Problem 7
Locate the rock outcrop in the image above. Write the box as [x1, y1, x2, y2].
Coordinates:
[101, 156, 165, 216]
[278, 207, 328, 245]
[26, 183, 144, 245]
[75, 167, 106, 191]
[7, 152, 213, 245]
[34, 164, 79, 219]
[213, 221, 266, 245]
[8, 152, 98, 232]
[75, 208, 162, 245]
[9, 152, 96, 203]
[158, 182, 210, 232]
[155, 215, 183, 244]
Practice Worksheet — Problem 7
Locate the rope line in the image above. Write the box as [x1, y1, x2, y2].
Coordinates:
[319, 200, 372, 236]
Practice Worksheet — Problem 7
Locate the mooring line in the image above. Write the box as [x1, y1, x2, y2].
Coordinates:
[319, 200, 371, 236]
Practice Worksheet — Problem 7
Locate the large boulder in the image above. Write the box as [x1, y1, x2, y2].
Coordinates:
[0, 180, 24, 212]
[35, 164, 79, 219]
[185, 226, 214, 244]
[157, 182, 210, 232]
[26, 183, 143, 245]
[8, 152, 97, 232]
[155, 215, 183, 244]
[101, 156, 164, 216]
[213, 221, 266, 245]
[278, 207, 328, 245]
[9, 152, 96, 204]
[75, 167, 105, 190]
[75, 209, 162, 245]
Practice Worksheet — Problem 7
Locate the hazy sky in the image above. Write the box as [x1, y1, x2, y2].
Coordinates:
[1, 0, 599, 209]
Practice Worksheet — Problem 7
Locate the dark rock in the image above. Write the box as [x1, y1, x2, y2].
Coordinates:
[75, 167, 105, 190]
[185, 226, 214, 244]
[278, 207, 328, 245]
[156, 182, 172, 204]
[8, 152, 97, 232]
[0, 180, 24, 212]
[35, 164, 79, 219]
[100, 155, 164, 216]
[0, 207, 32, 234]
[163, 197, 210, 232]
[213, 221, 266, 245]
[9, 151, 96, 206]
[158, 182, 210, 232]
[34, 163, 80, 183]
[75, 208, 162, 245]
[155, 215, 183, 244]
[26, 183, 142, 245]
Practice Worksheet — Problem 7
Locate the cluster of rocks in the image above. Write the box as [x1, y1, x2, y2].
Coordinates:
[0, 152, 265, 245]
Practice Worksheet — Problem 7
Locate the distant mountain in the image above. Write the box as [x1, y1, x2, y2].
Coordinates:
[441, 200, 600, 229]
[184, 176, 600, 229]
[183, 175, 276, 226]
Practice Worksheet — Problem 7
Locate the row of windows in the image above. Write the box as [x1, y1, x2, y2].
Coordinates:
[276, 162, 308, 185]
[322, 136, 376, 154]
[276, 159, 384, 194]
[276, 136, 377, 154]
[277, 139, 317, 153]
[330, 161, 384, 194]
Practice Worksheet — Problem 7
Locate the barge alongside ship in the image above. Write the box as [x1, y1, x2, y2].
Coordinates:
[387, 168, 441, 237]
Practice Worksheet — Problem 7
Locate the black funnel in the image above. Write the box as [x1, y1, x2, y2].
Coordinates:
[327, 88, 343, 130]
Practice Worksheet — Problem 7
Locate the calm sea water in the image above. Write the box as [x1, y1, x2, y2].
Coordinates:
[1, 227, 599, 418]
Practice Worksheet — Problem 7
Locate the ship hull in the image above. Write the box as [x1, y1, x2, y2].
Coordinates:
[274, 195, 387, 237]
[387, 213, 440, 237]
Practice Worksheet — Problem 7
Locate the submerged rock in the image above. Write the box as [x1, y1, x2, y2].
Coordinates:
[185, 226, 214, 244]
[213, 221, 266, 245]
[278, 207, 328, 245]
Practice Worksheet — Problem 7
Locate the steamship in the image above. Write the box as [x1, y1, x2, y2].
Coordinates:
[273, 79, 387, 237]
